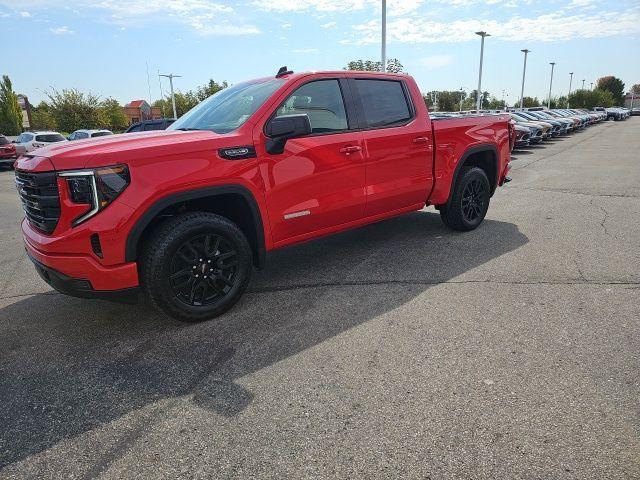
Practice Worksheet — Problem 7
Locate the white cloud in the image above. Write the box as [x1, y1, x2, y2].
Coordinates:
[19, 10, 30, 17]
[320, 21, 336, 28]
[420, 54, 454, 69]
[344, 11, 640, 44]
[281, 22, 292, 28]
[252, 0, 367, 12]
[50, 25, 73, 34]
[292, 48, 319, 53]
[0, 1, 261, 36]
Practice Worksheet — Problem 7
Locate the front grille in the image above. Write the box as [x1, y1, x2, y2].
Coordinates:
[15, 171, 61, 234]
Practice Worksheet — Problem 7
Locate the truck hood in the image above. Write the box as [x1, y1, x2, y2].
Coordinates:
[26, 130, 231, 171]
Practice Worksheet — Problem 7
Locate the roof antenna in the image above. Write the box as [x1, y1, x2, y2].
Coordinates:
[276, 66, 293, 78]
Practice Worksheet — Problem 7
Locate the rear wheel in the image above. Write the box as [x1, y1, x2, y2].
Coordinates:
[439, 167, 491, 231]
[140, 212, 252, 322]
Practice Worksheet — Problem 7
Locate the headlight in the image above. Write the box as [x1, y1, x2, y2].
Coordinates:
[59, 165, 130, 226]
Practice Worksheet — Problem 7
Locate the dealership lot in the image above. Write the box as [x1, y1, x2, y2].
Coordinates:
[0, 119, 639, 478]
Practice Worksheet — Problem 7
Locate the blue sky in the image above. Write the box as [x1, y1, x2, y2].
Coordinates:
[1, 0, 639, 106]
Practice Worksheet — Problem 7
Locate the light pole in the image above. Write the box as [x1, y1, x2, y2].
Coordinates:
[519, 49, 530, 109]
[567, 72, 573, 108]
[475, 31, 490, 111]
[590, 82, 594, 90]
[581, 79, 585, 90]
[159, 73, 181, 119]
[547, 62, 556, 109]
[502, 89, 505, 108]
[381, 0, 386, 72]
[459, 87, 464, 111]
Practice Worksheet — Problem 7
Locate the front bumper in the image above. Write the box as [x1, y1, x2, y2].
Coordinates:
[24, 231, 139, 295]
[27, 252, 139, 302]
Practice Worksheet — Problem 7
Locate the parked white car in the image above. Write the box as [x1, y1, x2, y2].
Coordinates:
[14, 131, 67, 156]
[67, 129, 113, 140]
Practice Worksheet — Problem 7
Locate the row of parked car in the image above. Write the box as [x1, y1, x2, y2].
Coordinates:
[0, 119, 177, 169]
[509, 107, 632, 148]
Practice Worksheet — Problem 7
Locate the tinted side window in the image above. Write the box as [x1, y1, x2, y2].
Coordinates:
[128, 124, 142, 132]
[275, 79, 348, 134]
[92, 131, 112, 137]
[143, 122, 161, 131]
[36, 134, 65, 142]
[354, 79, 412, 128]
[76, 132, 89, 139]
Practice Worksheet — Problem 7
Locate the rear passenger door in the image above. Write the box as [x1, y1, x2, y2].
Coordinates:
[349, 78, 433, 217]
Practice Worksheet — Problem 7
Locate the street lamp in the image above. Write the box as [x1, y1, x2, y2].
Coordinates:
[567, 72, 573, 108]
[519, 49, 530, 109]
[581, 79, 585, 90]
[381, 0, 386, 72]
[475, 31, 490, 111]
[547, 62, 556, 109]
[159, 73, 182, 119]
[459, 87, 464, 111]
[590, 82, 594, 90]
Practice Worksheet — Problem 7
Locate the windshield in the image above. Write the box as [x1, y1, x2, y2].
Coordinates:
[169, 78, 285, 134]
[0, 136, 8, 145]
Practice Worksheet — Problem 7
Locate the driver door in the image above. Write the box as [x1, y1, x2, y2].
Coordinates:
[256, 76, 366, 245]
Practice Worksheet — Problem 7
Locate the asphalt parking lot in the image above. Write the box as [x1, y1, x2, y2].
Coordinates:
[1, 119, 639, 479]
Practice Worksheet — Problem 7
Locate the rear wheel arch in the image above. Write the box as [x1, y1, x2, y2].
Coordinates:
[125, 185, 267, 269]
[446, 144, 499, 206]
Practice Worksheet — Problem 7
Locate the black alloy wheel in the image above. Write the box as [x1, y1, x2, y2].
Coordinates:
[439, 166, 491, 231]
[141, 212, 252, 322]
[170, 234, 238, 307]
[461, 178, 486, 223]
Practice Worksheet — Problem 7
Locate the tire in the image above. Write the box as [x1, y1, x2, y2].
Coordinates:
[439, 167, 491, 231]
[140, 212, 252, 322]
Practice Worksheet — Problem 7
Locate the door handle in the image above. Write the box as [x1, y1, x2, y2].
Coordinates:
[339, 145, 362, 154]
[413, 137, 429, 144]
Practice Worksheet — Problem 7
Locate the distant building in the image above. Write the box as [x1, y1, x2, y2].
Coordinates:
[17, 94, 32, 130]
[123, 100, 163, 125]
[624, 92, 638, 109]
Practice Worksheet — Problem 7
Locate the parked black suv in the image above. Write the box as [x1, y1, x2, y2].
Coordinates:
[124, 118, 175, 133]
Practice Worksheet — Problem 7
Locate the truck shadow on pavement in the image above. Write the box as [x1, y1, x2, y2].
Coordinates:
[0, 210, 528, 469]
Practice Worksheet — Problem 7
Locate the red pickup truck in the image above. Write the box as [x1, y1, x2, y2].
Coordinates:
[15, 69, 512, 321]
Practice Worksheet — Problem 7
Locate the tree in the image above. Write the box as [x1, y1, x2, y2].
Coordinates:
[567, 88, 614, 109]
[45, 88, 102, 133]
[345, 58, 403, 73]
[597, 76, 625, 105]
[31, 101, 57, 130]
[549, 96, 568, 109]
[196, 79, 228, 102]
[99, 98, 128, 131]
[153, 91, 199, 119]
[469, 90, 490, 109]
[0, 75, 22, 135]
[630, 84, 640, 95]
[516, 96, 541, 108]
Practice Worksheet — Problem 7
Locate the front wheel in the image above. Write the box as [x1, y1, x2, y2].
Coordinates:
[439, 167, 491, 231]
[140, 212, 252, 322]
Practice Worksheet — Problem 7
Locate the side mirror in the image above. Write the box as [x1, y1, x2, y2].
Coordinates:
[265, 114, 311, 155]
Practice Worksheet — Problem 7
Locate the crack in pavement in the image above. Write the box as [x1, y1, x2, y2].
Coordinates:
[246, 278, 640, 294]
[3, 278, 640, 302]
[508, 186, 640, 199]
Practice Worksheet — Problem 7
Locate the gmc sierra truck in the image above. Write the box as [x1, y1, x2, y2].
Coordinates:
[15, 68, 512, 322]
